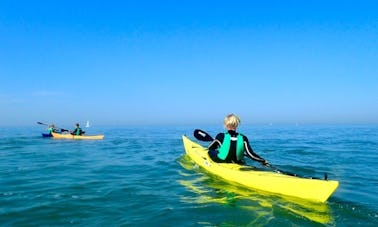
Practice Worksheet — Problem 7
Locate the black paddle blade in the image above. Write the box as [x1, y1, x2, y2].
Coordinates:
[193, 129, 214, 142]
[37, 122, 46, 125]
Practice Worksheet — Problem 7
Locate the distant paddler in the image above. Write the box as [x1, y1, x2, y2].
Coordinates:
[70, 123, 85, 135]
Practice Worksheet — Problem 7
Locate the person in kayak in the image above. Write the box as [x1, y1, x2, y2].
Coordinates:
[70, 123, 85, 135]
[208, 114, 268, 165]
[47, 124, 58, 134]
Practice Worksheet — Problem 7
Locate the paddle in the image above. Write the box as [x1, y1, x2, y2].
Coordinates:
[193, 129, 325, 180]
[37, 122, 69, 132]
[193, 129, 214, 142]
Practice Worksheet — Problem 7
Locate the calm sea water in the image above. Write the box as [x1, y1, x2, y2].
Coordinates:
[0, 125, 377, 226]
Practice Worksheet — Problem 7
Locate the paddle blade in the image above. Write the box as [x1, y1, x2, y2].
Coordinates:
[193, 129, 214, 142]
[37, 122, 46, 125]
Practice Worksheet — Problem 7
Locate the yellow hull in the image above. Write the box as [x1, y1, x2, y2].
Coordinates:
[51, 132, 104, 140]
[182, 135, 338, 203]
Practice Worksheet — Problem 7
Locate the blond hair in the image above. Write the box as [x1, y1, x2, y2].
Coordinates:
[224, 114, 241, 130]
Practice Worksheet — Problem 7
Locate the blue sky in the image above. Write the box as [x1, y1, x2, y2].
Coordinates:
[1, 1, 377, 126]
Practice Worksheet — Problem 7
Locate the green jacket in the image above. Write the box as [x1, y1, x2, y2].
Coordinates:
[217, 132, 244, 161]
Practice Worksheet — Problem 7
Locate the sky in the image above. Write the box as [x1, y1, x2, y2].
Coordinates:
[1, 0, 377, 127]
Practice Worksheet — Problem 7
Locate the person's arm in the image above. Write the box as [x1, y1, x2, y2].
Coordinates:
[71, 128, 77, 134]
[208, 133, 223, 150]
[243, 136, 268, 164]
[79, 128, 85, 135]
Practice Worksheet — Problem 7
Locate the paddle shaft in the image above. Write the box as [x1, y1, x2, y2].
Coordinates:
[37, 122, 69, 132]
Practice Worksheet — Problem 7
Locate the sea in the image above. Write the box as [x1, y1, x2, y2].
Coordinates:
[0, 124, 377, 226]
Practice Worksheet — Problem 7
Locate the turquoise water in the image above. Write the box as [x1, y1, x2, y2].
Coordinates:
[1, 125, 377, 226]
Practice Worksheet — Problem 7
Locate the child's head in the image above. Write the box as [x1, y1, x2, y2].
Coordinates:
[224, 114, 240, 130]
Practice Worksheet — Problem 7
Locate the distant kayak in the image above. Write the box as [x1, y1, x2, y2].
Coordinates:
[51, 132, 104, 140]
[182, 135, 339, 203]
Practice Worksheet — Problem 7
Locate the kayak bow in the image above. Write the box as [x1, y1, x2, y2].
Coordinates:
[42, 133, 52, 137]
[182, 135, 338, 203]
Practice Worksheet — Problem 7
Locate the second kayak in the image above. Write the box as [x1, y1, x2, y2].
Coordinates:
[51, 132, 104, 140]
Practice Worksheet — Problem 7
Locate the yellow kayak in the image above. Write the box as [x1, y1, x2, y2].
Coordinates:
[182, 135, 338, 203]
[51, 132, 104, 140]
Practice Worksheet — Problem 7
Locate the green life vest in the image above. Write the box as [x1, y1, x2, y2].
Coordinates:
[217, 133, 244, 161]
[75, 127, 82, 135]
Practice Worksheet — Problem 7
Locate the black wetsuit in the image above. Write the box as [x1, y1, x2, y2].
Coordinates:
[71, 127, 84, 135]
[208, 130, 266, 164]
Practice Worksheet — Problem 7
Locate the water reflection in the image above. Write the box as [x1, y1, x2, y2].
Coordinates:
[178, 155, 333, 225]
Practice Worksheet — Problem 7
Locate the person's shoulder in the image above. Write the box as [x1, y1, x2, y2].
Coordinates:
[238, 132, 249, 140]
[215, 132, 225, 139]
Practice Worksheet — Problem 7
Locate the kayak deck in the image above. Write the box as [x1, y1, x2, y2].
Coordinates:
[182, 135, 338, 203]
[51, 132, 104, 140]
